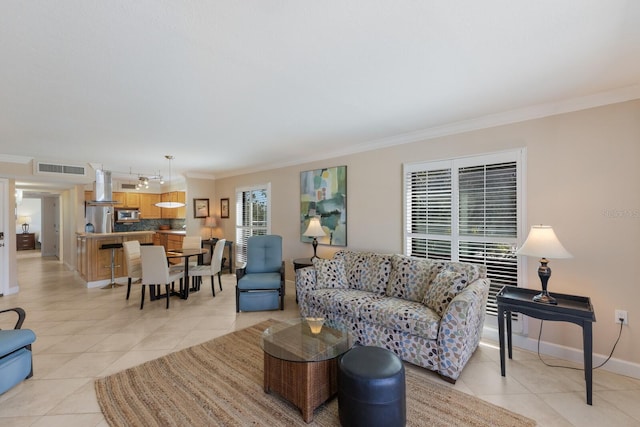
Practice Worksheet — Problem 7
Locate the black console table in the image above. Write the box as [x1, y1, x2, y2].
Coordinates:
[201, 238, 234, 274]
[496, 286, 596, 405]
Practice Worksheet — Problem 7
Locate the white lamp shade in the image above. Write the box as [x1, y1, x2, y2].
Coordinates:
[155, 201, 185, 208]
[204, 216, 217, 228]
[18, 216, 31, 224]
[303, 217, 326, 238]
[515, 225, 572, 259]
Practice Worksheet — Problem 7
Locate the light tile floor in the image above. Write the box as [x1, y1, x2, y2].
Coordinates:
[1, 251, 639, 426]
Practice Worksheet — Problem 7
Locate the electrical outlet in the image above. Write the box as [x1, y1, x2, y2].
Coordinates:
[615, 309, 628, 325]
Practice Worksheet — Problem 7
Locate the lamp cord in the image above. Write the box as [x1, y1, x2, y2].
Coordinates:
[536, 319, 623, 371]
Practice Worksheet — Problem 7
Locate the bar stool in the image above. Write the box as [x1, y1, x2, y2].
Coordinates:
[100, 243, 123, 289]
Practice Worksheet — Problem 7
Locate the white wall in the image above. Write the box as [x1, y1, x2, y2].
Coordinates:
[213, 99, 640, 372]
[16, 197, 41, 242]
[185, 177, 216, 240]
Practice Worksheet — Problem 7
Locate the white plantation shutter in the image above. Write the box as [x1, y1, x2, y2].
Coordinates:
[405, 163, 452, 260]
[404, 151, 524, 317]
[235, 184, 271, 265]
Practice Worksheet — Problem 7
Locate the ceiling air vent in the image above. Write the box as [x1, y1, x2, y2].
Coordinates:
[121, 183, 137, 190]
[35, 161, 87, 177]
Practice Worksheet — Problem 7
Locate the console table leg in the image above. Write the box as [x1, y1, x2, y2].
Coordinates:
[506, 310, 513, 359]
[498, 307, 506, 376]
[584, 322, 593, 405]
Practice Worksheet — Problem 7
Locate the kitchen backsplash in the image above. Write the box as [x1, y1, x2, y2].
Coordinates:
[113, 218, 185, 232]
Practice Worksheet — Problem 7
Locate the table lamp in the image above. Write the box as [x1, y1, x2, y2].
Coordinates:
[204, 216, 216, 239]
[303, 217, 326, 259]
[18, 216, 31, 233]
[515, 225, 572, 304]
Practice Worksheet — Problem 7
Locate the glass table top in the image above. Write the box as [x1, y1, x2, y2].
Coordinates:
[261, 318, 353, 363]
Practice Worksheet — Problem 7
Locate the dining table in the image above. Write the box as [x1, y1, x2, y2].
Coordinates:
[165, 247, 209, 299]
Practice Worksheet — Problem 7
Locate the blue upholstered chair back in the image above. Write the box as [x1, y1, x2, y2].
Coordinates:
[245, 235, 282, 274]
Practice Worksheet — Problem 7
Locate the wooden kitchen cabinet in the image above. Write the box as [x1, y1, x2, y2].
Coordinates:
[125, 192, 140, 208]
[154, 231, 184, 251]
[112, 192, 125, 206]
[77, 231, 154, 286]
[140, 193, 161, 219]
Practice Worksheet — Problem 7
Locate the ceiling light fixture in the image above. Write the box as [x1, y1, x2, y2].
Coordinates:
[154, 155, 185, 209]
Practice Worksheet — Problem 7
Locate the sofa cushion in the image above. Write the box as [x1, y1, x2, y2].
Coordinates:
[306, 289, 383, 317]
[334, 251, 391, 295]
[422, 269, 469, 317]
[237, 272, 282, 290]
[386, 255, 444, 302]
[444, 261, 485, 283]
[313, 257, 348, 289]
[359, 297, 441, 340]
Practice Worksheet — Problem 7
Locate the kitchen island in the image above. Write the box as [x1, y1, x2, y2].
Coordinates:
[76, 231, 154, 288]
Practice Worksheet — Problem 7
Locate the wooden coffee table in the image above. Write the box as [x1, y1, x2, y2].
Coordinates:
[261, 318, 353, 423]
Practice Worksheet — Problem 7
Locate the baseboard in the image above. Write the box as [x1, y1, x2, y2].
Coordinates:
[3, 285, 20, 295]
[482, 326, 640, 380]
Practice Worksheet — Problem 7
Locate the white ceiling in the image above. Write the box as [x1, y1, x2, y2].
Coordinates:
[2, 1, 640, 190]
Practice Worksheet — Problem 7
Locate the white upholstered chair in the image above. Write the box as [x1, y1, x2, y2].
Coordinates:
[140, 245, 183, 309]
[188, 239, 225, 297]
[122, 240, 142, 301]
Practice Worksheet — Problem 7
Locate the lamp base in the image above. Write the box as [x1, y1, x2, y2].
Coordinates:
[533, 291, 557, 305]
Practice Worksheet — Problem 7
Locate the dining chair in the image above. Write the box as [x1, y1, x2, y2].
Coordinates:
[188, 239, 225, 297]
[140, 245, 183, 309]
[122, 240, 141, 300]
[181, 235, 203, 288]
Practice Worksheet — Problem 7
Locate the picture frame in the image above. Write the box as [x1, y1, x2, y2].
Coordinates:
[193, 198, 209, 218]
[300, 165, 347, 246]
[220, 198, 230, 218]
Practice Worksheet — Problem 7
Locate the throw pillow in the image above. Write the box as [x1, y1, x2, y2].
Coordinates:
[387, 255, 444, 302]
[313, 257, 348, 289]
[359, 253, 392, 295]
[422, 269, 469, 317]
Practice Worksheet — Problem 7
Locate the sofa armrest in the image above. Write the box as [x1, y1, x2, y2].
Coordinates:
[0, 307, 26, 330]
[295, 266, 317, 316]
[436, 278, 490, 381]
[295, 266, 317, 292]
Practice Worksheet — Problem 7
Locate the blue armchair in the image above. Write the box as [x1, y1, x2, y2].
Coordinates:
[236, 235, 285, 312]
[0, 307, 36, 394]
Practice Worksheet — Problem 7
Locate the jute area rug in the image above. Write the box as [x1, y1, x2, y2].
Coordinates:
[95, 320, 536, 427]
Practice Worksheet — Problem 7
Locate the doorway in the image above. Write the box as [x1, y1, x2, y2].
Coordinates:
[0, 179, 9, 295]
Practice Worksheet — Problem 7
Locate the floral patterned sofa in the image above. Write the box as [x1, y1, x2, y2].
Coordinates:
[295, 250, 490, 383]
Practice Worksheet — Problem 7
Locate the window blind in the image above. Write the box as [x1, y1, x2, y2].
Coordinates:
[404, 152, 523, 317]
[235, 184, 270, 265]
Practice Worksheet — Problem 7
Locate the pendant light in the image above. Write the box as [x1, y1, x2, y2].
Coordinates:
[155, 155, 185, 208]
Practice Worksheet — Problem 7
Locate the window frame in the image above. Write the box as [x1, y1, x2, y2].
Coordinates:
[403, 149, 527, 321]
[235, 183, 271, 266]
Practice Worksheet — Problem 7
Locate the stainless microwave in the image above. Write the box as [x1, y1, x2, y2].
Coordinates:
[115, 208, 140, 223]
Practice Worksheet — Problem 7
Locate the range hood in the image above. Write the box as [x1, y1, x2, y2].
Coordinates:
[85, 170, 121, 206]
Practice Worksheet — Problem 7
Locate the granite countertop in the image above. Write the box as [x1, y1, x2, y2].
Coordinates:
[76, 231, 155, 237]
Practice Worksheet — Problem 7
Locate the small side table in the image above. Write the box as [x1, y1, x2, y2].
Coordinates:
[496, 286, 596, 405]
[201, 239, 234, 274]
[293, 257, 314, 270]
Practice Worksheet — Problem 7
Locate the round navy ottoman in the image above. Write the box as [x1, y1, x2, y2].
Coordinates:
[338, 346, 406, 427]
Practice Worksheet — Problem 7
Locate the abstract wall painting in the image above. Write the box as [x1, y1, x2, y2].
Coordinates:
[300, 165, 347, 246]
